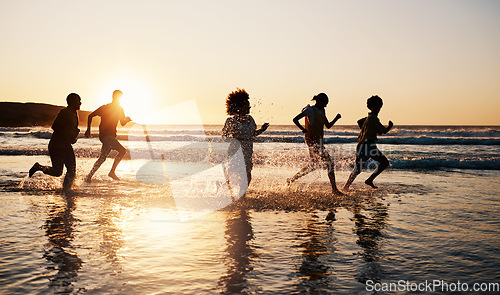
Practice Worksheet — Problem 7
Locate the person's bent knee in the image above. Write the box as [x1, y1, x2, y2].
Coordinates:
[51, 168, 64, 177]
[352, 164, 362, 175]
[118, 147, 127, 156]
[379, 158, 389, 169]
[376, 160, 389, 173]
[97, 154, 107, 162]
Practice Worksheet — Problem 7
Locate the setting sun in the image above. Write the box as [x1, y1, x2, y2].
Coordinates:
[97, 77, 157, 124]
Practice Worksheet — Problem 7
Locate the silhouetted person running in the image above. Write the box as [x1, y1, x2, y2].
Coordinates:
[344, 95, 393, 190]
[222, 88, 269, 185]
[287, 93, 343, 195]
[84, 90, 131, 182]
[29, 93, 82, 192]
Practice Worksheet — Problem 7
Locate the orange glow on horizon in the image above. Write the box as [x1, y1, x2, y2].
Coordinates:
[97, 77, 157, 125]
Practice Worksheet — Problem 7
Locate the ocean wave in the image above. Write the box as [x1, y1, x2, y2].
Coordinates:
[130, 126, 500, 137]
[376, 137, 500, 146]
[2, 125, 500, 146]
[389, 129, 500, 138]
[2, 148, 499, 171]
[0, 149, 48, 156]
[0, 127, 34, 132]
[309, 137, 499, 145]
[122, 133, 500, 145]
[24, 131, 53, 139]
[7, 131, 500, 146]
[390, 158, 500, 170]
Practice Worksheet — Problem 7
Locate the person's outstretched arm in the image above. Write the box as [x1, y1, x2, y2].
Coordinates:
[254, 123, 270, 136]
[85, 110, 98, 138]
[120, 116, 132, 126]
[376, 119, 394, 135]
[357, 117, 366, 129]
[119, 107, 132, 126]
[325, 113, 341, 129]
[385, 121, 394, 133]
[293, 113, 307, 134]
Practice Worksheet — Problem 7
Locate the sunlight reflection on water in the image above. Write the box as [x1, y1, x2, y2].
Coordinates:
[1, 162, 499, 294]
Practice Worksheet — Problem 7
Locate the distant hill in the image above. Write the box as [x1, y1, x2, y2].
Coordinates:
[0, 102, 98, 127]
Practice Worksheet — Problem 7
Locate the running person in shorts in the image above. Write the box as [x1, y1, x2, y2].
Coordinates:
[343, 95, 393, 190]
[29, 93, 82, 192]
[84, 90, 131, 182]
[287, 93, 343, 195]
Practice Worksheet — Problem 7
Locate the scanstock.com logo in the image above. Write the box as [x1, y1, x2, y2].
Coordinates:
[126, 100, 248, 221]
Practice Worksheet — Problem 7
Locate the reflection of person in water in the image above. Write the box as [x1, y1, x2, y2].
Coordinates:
[84, 90, 132, 182]
[350, 200, 388, 284]
[218, 209, 255, 294]
[296, 214, 332, 293]
[29, 93, 81, 192]
[287, 93, 343, 195]
[344, 95, 393, 190]
[222, 89, 269, 184]
[43, 195, 82, 292]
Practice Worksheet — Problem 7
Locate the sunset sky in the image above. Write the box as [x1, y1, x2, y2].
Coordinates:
[1, 0, 499, 125]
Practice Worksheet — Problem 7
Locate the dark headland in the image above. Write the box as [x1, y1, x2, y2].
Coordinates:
[0, 102, 97, 127]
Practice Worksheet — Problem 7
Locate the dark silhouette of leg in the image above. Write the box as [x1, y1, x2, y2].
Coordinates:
[343, 161, 361, 191]
[321, 150, 342, 195]
[63, 146, 76, 191]
[245, 158, 253, 185]
[40, 146, 65, 177]
[29, 162, 43, 177]
[365, 155, 389, 189]
[30, 145, 75, 191]
[344, 143, 365, 190]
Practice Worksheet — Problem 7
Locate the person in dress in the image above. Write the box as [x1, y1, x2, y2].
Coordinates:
[222, 89, 269, 185]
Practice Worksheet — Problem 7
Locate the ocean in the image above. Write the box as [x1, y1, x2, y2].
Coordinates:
[0, 124, 499, 294]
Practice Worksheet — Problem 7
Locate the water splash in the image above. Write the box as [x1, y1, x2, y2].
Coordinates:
[128, 100, 250, 221]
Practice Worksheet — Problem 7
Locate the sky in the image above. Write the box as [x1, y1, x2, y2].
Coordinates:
[1, 0, 499, 125]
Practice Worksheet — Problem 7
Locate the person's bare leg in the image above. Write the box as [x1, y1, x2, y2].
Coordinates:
[29, 162, 42, 177]
[324, 156, 343, 195]
[287, 145, 320, 185]
[108, 147, 126, 180]
[344, 160, 362, 191]
[85, 145, 111, 183]
[343, 171, 359, 190]
[344, 145, 364, 191]
[287, 163, 317, 185]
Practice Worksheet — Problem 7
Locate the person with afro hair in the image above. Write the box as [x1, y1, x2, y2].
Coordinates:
[344, 95, 393, 190]
[222, 88, 269, 185]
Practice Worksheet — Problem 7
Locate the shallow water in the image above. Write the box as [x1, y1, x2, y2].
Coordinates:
[1, 155, 499, 294]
